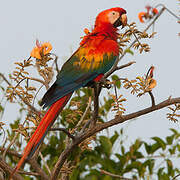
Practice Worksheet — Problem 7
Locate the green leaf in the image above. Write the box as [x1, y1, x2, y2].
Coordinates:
[125, 161, 145, 177]
[115, 154, 127, 169]
[170, 128, 179, 135]
[0, 104, 4, 112]
[124, 48, 134, 55]
[167, 159, 174, 177]
[132, 139, 143, 151]
[152, 137, 166, 150]
[111, 75, 121, 89]
[143, 159, 155, 175]
[121, 146, 125, 155]
[144, 142, 152, 154]
[110, 131, 119, 145]
[103, 176, 112, 180]
[169, 145, 177, 155]
[170, 128, 180, 139]
[99, 136, 112, 157]
[157, 168, 169, 180]
[157, 167, 164, 176]
[166, 135, 174, 145]
[151, 143, 161, 154]
[103, 98, 114, 112]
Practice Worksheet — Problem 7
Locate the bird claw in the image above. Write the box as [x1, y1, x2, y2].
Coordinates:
[85, 78, 112, 89]
[99, 78, 112, 89]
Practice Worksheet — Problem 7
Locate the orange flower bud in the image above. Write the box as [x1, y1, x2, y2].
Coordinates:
[30, 40, 52, 59]
[152, 8, 158, 15]
[138, 12, 146, 23]
[148, 79, 157, 90]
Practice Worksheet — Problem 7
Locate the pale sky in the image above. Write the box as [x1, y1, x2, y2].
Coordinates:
[0, 0, 180, 155]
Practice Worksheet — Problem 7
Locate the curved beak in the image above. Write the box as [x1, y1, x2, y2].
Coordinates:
[113, 14, 127, 28]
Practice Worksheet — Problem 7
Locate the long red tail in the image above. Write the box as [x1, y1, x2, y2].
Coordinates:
[11, 93, 72, 177]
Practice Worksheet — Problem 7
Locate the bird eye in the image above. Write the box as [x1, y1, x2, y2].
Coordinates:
[112, 12, 115, 15]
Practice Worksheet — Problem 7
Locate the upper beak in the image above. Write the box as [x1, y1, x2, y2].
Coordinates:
[113, 13, 127, 28]
[120, 14, 127, 27]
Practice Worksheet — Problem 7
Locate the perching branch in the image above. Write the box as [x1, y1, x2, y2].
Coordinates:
[91, 84, 100, 127]
[51, 96, 180, 179]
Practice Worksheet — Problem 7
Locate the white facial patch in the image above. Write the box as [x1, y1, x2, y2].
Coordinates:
[108, 11, 120, 24]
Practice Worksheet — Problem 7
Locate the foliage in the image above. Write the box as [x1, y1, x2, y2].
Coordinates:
[69, 129, 180, 180]
[0, 3, 179, 180]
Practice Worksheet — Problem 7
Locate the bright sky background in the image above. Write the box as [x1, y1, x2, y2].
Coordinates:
[0, 0, 179, 155]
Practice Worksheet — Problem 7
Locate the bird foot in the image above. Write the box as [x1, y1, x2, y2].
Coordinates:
[99, 78, 112, 89]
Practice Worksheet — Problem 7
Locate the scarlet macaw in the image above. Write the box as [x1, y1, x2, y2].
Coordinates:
[13, 7, 127, 175]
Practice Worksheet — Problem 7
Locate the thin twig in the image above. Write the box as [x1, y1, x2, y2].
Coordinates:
[155, 4, 180, 20]
[100, 169, 135, 180]
[80, 119, 91, 133]
[2, 133, 18, 161]
[51, 53, 60, 73]
[0, 73, 11, 86]
[116, 61, 136, 71]
[127, 24, 143, 46]
[28, 77, 49, 90]
[39, 152, 51, 175]
[172, 173, 180, 180]
[29, 158, 49, 180]
[76, 96, 92, 128]
[0, 73, 40, 116]
[17, 170, 39, 176]
[50, 128, 75, 140]
[32, 84, 44, 107]
[148, 91, 155, 106]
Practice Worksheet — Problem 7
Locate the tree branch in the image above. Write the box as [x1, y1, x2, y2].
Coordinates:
[100, 169, 135, 180]
[0, 148, 49, 180]
[50, 128, 75, 140]
[0, 157, 24, 180]
[51, 96, 180, 179]
[91, 84, 99, 127]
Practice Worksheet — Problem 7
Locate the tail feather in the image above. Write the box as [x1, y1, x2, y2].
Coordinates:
[11, 92, 72, 177]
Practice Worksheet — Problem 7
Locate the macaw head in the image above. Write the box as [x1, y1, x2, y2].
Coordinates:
[95, 7, 127, 29]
